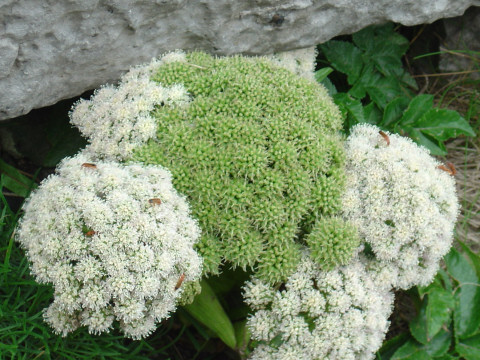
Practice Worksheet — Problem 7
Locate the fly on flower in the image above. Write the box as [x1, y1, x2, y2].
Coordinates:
[81, 163, 97, 169]
[175, 274, 186, 290]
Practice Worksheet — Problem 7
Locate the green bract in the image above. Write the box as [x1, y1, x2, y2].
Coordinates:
[130, 52, 346, 283]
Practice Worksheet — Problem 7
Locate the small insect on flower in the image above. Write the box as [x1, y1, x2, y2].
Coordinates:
[379, 131, 390, 146]
[149, 198, 162, 205]
[438, 162, 457, 176]
[175, 274, 186, 290]
[81, 163, 97, 169]
[85, 230, 96, 236]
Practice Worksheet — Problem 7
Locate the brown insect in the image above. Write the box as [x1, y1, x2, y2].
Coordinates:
[85, 230, 96, 236]
[175, 274, 186, 290]
[379, 131, 390, 146]
[270, 14, 285, 26]
[149, 198, 162, 205]
[438, 162, 457, 176]
[81, 163, 97, 169]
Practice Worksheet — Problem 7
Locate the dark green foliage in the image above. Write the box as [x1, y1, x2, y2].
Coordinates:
[317, 23, 475, 155]
[376, 245, 480, 360]
[132, 52, 346, 283]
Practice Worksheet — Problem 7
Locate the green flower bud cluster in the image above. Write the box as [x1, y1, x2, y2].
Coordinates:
[131, 52, 350, 283]
[306, 217, 360, 270]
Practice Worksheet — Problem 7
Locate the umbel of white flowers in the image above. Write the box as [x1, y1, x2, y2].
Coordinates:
[243, 249, 394, 360]
[16, 153, 202, 339]
[342, 124, 459, 289]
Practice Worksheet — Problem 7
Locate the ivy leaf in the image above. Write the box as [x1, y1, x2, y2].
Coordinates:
[319, 40, 364, 84]
[183, 279, 236, 349]
[456, 333, 480, 360]
[445, 248, 480, 339]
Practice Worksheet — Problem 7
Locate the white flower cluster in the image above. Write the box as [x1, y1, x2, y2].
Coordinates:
[266, 47, 317, 81]
[70, 51, 190, 161]
[244, 250, 393, 360]
[342, 124, 459, 289]
[16, 153, 202, 339]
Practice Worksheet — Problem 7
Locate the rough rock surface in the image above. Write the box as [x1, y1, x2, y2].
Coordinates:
[439, 6, 480, 79]
[1, 0, 479, 120]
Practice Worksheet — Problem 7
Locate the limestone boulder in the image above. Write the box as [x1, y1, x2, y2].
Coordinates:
[1, 0, 479, 120]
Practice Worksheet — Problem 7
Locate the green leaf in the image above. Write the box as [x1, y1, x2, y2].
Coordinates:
[0, 159, 36, 197]
[314, 67, 334, 83]
[233, 320, 250, 352]
[364, 103, 382, 125]
[376, 333, 409, 360]
[445, 248, 480, 339]
[418, 275, 445, 298]
[456, 333, 480, 360]
[399, 95, 434, 127]
[424, 328, 451, 357]
[426, 289, 454, 338]
[407, 128, 446, 155]
[319, 41, 364, 84]
[333, 93, 365, 132]
[320, 77, 337, 96]
[353, 24, 409, 58]
[412, 108, 476, 141]
[183, 280, 236, 349]
[381, 97, 410, 128]
[410, 300, 429, 344]
[458, 240, 480, 279]
[391, 339, 432, 360]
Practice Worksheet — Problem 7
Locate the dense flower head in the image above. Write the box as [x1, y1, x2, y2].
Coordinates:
[124, 51, 346, 282]
[266, 47, 317, 81]
[342, 124, 459, 289]
[16, 153, 202, 339]
[243, 249, 394, 360]
[70, 51, 190, 161]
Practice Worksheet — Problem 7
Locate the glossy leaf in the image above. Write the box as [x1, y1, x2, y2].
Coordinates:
[426, 290, 454, 339]
[391, 339, 432, 360]
[381, 97, 410, 128]
[424, 329, 451, 357]
[456, 333, 480, 360]
[410, 299, 429, 344]
[399, 95, 434, 127]
[445, 249, 480, 339]
[412, 108, 475, 141]
[406, 128, 446, 155]
[183, 280, 236, 349]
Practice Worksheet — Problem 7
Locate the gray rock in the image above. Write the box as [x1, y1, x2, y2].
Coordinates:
[439, 6, 480, 79]
[1, 0, 479, 120]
